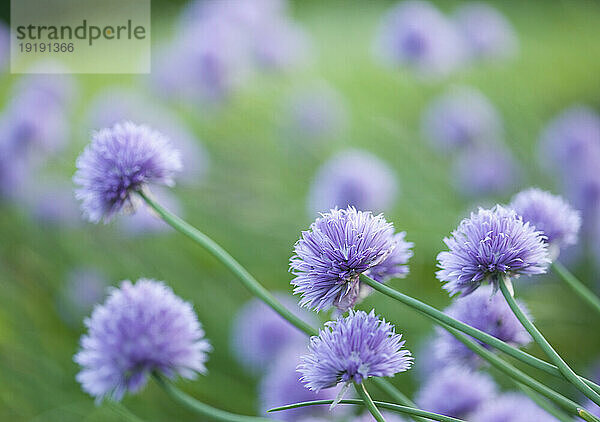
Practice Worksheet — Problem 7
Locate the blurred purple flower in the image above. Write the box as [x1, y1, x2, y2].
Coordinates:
[434, 285, 531, 367]
[56, 267, 109, 327]
[471, 393, 559, 422]
[75, 279, 211, 402]
[416, 366, 497, 419]
[453, 3, 518, 62]
[74, 122, 182, 223]
[367, 232, 413, 283]
[251, 19, 311, 72]
[231, 294, 318, 374]
[290, 207, 397, 312]
[307, 150, 398, 216]
[452, 144, 520, 198]
[26, 180, 82, 227]
[374, 1, 466, 79]
[437, 205, 550, 296]
[421, 87, 503, 152]
[298, 310, 412, 391]
[510, 188, 581, 252]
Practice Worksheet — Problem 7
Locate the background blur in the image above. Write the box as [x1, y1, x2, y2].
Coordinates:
[1, 0, 600, 420]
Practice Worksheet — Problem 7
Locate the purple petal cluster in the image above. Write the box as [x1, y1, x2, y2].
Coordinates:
[74, 279, 211, 402]
[416, 366, 497, 419]
[510, 188, 581, 251]
[307, 150, 398, 217]
[367, 232, 414, 283]
[437, 205, 550, 296]
[471, 393, 559, 422]
[298, 310, 412, 391]
[374, 1, 466, 79]
[231, 294, 318, 373]
[434, 285, 531, 367]
[74, 122, 182, 223]
[453, 3, 518, 62]
[290, 207, 397, 311]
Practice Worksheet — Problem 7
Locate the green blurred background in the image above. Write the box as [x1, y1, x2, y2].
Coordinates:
[1, 0, 600, 420]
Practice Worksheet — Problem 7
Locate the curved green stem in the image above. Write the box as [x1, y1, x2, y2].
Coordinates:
[440, 322, 597, 421]
[268, 399, 466, 422]
[140, 192, 418, 416]
[371, 378, 429, 422]
[499, 276, 600, 407]
[552, 261, 600, 316]
[153, 374, 270, 422]
[359, 274, 600, 396]
[517, 384, 573, 422]
[356, 383, 386, 422]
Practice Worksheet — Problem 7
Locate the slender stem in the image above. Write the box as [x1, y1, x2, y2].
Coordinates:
[356, 383, 386, 422]
[499, 276, 600, 407]
[140, 192, 417, 412]
[371, 378, 429, 422]
[268, 399, 467, 422]
[440, 322, 599, 422]
[106, 402, 146, 422]
[517, 384, 573, 422]
[552, 261, 600, 316]
[153, 374, 270, 422]
[359, 274, 600, 395]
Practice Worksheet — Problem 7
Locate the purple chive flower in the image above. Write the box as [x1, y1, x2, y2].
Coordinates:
[251, 19, 311, 72]
[231, 294, 318, 374]
[56, 267, 109, 327]
[260, 346, 343, 421]
[437, 205, 550, 296]
[74, 279, 211, 402]
[374, 0, 466, 79]
[434, 285, 531, 367]
[421, 87, 503, 152]
[452, 144, 520, 198]
[453, 3, 518, 62]
[298, 310, 412, 391]
[366, 232, 414, 283]
[416, 366, 497, 419]
[471, 393, 559, 422]
[74, 122, 182, 224]
[510, 188, 581, 252]
[27, 179, 82, 227]
[290, 207, 398, 312]
[307, 150, 398, 217]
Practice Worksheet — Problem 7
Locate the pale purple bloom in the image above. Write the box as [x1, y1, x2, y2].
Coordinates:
[510, 188, 581, 251]
[27, 180, 82, 227]
[290, 207, 398, 311]
[56, 268, 109, 327]
[74, 122, 182, 224]
[421, 87, 503, 151]
[416, 366, 497, 419]
[74, 279, 211, 402]
[367, 232, 414, 283]
[12, 68, 77, 108]
[374, 1, 466, 79]
[231, 294, 318, 373]
[251, 19, 311, 72]
[307, 150, 398, 217]
[260, 346, 342, 421]
[298, 310, 412, 391]
[437, 205, 550, 296]
[452, 144, 520, 198]
[434, 285, 531, 367]
[471, 393, 558, 422]
[453, 3, 518, 62]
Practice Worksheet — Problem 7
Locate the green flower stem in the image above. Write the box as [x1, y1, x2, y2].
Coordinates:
[140, 192, 419, 417]
[153, 374, 271, 422]
[106, 402, 146, 422]
[268, 399, 467, 422]
[355, 382, 386, 422]
[552, 261, 600, 316]
[517, 384, 573, 422]
[440, 322, 599, 422]
[499, 276, 600, 407]
[359, 274, 600, 396]
[371, 378, 429, 422]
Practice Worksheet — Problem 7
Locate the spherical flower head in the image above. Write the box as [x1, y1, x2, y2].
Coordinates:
[74, 122, 182, 224]
[290, 207, 398, 312]
[367, 232, 414, 283]
[437, 205, 550, 296]
[510, 188, 581, 252]
[231, 294, 319, 374]
[421, 87, 503, 152]
[416, 366, 497, 419]
[471, 392, 559, 422]
[307, 150, 398, 217]
[434, 285, 531, 367]
[298, 309, 412, 392]
[453, 3, 519, 62]
[74, 279, 211, 402]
